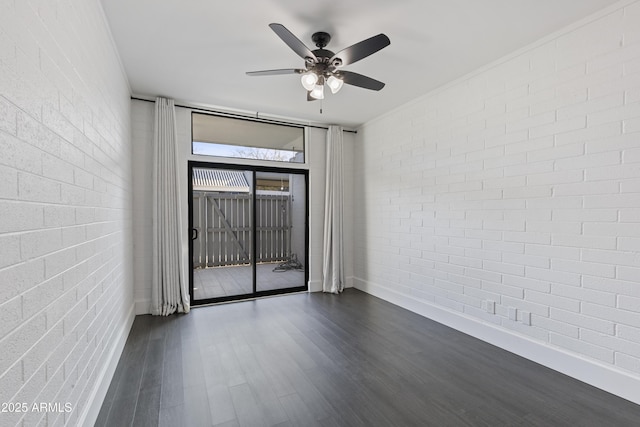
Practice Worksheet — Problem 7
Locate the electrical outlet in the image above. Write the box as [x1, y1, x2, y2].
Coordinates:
[485, 300, 495, 314]
[508, 307, 517, 321]
[521, 311, 531, 326]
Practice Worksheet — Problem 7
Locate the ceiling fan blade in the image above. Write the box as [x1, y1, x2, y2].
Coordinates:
[269, 23, 318, 62]
[337, 71, 385, 91]
[246, 69, 305, 76]
[330, 34, 390, 67]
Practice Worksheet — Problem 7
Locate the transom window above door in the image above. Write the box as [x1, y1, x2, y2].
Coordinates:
[192, 113, 305, 163]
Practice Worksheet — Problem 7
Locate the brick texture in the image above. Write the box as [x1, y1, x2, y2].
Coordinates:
[0, 0, 132, 425]
[355, 2, 640, 376]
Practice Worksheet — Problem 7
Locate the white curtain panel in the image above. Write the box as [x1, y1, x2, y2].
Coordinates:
[322, 125, 345, 294]
[151, 97, 190, 315]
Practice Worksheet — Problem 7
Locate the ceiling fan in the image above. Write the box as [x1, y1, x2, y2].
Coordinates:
[247, 23, 390, 101]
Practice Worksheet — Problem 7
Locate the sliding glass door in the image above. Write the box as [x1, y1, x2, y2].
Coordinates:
[191, 167, 254, 300]
[255, 171, 307, 293]
[189, 163, 308, 305]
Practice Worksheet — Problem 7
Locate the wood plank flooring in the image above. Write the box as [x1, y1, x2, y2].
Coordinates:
[96, 289, 640, 426]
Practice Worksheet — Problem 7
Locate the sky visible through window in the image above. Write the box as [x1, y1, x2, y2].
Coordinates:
[193, 141, 302, 163]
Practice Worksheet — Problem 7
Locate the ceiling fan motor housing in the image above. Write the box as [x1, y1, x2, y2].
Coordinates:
[309, 32, 342, 68]
[307, 51, 337, 78]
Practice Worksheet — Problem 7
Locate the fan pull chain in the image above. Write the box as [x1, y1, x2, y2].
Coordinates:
[320, 98, 323, 114]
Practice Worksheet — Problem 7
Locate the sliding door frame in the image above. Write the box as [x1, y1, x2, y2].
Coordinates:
[188, 161, 309, 306]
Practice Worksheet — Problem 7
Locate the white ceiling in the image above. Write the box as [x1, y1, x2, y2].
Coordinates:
[101, 0, 620, 128]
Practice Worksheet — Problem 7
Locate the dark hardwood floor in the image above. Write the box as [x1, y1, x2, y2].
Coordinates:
[96, 289, 640, 426]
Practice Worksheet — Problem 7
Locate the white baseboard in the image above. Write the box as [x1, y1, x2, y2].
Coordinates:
[308, 276, 355, 293]
[345, 276, 354, 288]
[308, 280, 322, 292]
[78, 302, 136, 427]
[353, 277, 640, 406]
[135, 298, 151, 315]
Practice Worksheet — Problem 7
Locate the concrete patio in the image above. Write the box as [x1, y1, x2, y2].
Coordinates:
[193, 263, 305, 300]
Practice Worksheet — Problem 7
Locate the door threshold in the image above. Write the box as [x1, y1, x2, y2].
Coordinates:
[192, 290, 309, 308]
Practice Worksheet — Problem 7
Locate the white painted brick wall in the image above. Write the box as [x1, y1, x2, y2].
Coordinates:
[355, 1, 640, 378]
[0, 0, 132, 425]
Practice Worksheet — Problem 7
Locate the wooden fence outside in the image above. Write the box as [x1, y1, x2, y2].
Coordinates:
[192, 191, 292, 268]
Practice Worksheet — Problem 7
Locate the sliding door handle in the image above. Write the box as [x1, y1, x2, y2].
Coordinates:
[192, 228, 199, 241]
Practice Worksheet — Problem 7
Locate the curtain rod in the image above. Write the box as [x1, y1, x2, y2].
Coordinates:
[130, 96, 357, 134]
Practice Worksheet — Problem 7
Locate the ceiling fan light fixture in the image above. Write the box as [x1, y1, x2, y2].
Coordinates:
[327, 75, 344, 94]
[310, 84, 324, 100]
[300, 72, 318, 91]
[248, 24, 390, 101]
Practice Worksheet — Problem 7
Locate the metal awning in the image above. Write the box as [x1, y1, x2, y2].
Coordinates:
[192, 169, 250, 193]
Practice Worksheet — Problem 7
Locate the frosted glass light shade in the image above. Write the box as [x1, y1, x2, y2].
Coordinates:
[310, 84, 324, 99]
[300, 73, 318, 91]
[327, 75, 344, 94]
